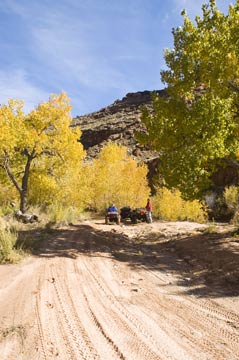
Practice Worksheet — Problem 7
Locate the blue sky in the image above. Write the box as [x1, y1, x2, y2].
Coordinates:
[0, 0, 234, 117]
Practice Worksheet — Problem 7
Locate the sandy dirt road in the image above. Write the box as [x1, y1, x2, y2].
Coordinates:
[0, 219, 238, 360]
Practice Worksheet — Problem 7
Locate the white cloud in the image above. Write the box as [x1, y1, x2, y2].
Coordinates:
[27, 7, 146, 91]
[0, 69, 49, 113]
[5, 0, 231, 116]
[2, 0, 156, 90]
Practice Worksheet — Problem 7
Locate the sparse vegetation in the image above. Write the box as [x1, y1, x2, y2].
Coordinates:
[223, 185, 239, 224]
[46, 203, 82, 226]
[203, 223, 217, 234]
[0, 225, 21, 263]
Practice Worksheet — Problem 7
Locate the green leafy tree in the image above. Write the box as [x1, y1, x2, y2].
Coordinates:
[138, 0, 239, 199]
[0, 93, 85, 212]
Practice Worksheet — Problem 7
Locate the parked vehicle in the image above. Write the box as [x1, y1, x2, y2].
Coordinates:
[120, 206, 132, 221]
[120, 206, 150, 224]
[131, 208, 150, 224]
[105, 211, 121, 225]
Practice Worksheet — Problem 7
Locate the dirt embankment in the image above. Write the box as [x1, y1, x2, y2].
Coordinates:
[0, 219, 238, 360]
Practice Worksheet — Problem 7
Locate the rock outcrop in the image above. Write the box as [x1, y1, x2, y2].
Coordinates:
[72, 90, 165, 162]
[72, 90, 166, 189]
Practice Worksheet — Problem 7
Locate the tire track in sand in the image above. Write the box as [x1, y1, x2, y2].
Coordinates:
[76, 254, 195, 360]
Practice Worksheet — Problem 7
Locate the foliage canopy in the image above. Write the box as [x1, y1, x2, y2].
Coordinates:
[88, 143, 150, 212]
[0, 93, 85, 212]
[138, 0, 239, 199]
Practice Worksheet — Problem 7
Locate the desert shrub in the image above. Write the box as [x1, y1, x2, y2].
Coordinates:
[183, 200, 208, 223]
[222, 186, 239, 224]
[0, 181, 18, 207]
[0, 226, 21, 263]
[204, 223, 217, 234]
[152, 188, 183, 221]
[231, 210, 239, 224]
[152, 187, 207, 222]
[0, 205, 14, 216]
[224, 186, 239, 212]
[0, 180, 18, 216]
[46, 203, 81, 226]
[0, 217, 5, 230]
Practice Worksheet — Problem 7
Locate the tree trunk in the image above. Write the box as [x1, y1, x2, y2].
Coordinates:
[3, 149, 35, 213]
[20, 154, 33, 213]
[20, 190, 28, 213]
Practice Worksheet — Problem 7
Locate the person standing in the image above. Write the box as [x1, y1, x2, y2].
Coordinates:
[146, 198, 153, 223]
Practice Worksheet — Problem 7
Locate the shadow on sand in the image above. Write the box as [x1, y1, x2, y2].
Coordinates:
[17, 221, 239, 299]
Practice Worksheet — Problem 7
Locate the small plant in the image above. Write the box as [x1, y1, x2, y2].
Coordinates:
[204, 223, 217, 234]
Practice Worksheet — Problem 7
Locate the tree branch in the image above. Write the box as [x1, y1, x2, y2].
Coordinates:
[223, 157, 239, 169]
[3, 150, 22, 193]
[228, 80, 239, 93]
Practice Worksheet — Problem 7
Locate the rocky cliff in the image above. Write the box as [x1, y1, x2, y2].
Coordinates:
[72, 90, 165, 160]
[72, 90, 166, 189]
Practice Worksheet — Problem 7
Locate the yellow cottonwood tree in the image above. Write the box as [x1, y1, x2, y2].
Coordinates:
[0, 93, 85, 212]
[88, 143, 150, 211]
